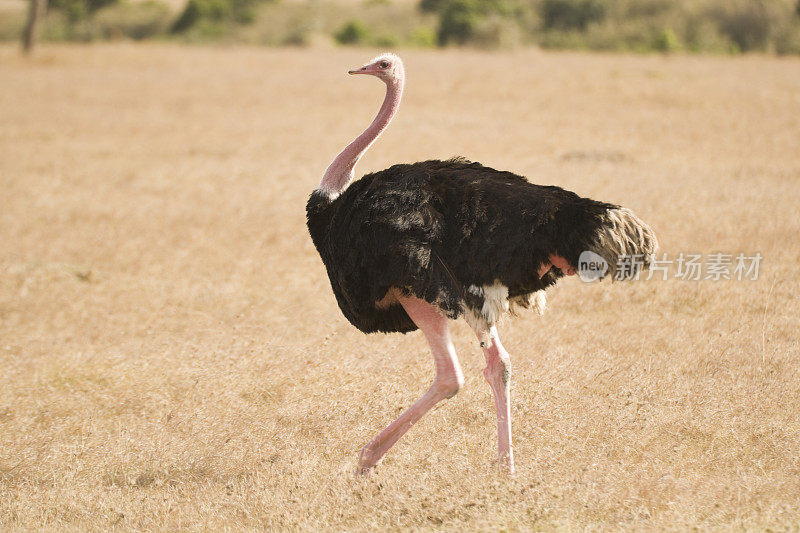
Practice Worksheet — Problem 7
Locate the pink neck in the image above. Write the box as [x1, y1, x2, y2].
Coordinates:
[318, 78, 404, 198]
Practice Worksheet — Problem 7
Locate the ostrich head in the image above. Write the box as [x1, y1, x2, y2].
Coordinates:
[348, 53, 404, 85]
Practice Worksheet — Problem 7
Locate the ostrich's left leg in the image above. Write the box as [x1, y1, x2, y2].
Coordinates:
[358, 294, 464, 473]
[470, 324, 515, 474]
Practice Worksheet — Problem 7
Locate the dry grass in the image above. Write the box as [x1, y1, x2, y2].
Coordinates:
[1, 43, 799, 530]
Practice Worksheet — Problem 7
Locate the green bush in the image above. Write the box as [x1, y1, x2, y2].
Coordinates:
[49, 0, 118, 22]
[171, 0, 261, 33]
[652, 27, 680, 52]
[419, 0, 448, 13]
[334, 19, 371, 44]
[431, 0, 520, 46]
[332, 19, 402, 47]
[540, 0, 605, 31]
[437, 0, 480, 44]
[410, 26, 437, 47]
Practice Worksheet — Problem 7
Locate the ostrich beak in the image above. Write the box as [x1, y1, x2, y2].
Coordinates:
[348, 66, 374, 75]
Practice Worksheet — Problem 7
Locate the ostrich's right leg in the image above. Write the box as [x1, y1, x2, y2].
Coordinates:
[358, 294, 464, 473]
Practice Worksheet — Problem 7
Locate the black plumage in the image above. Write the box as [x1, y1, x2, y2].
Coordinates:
[307, 157, 645, 334]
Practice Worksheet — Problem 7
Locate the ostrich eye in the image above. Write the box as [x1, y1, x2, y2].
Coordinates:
[380, 61, 389, 68]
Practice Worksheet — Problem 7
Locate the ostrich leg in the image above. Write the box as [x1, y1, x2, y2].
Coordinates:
[358, 294, 464, 473]
[470, 324, 514, 474]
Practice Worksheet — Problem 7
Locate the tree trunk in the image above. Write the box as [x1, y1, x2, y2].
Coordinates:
[21, 0, 46, 55]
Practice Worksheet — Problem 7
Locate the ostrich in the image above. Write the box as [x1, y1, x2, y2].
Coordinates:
[306, 54, 657, 474]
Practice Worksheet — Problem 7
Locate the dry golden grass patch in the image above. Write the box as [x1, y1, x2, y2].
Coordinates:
[1, 44, 799, 529]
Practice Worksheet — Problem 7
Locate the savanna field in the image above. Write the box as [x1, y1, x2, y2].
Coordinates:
[1, 44, 799, 529]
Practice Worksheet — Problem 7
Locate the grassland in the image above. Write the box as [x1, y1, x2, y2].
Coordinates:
[1, 44, 799, 529]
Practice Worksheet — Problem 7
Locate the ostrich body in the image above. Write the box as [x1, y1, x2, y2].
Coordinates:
[306, 54, 657, 474]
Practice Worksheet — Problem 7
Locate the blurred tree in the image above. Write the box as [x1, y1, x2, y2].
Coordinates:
[49, 0, 116, 22]
[423, 0, 519, 46]
[540, 0, 605, 31]
[21, 0, 47, 54]
[419, 0, 447, 13]
[171, 0, 261, 33]
[714, 0, 777, 52]
[437, 0, 480, 44]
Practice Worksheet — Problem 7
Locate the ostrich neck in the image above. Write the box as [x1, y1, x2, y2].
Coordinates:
[318, 78, 404, 199]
